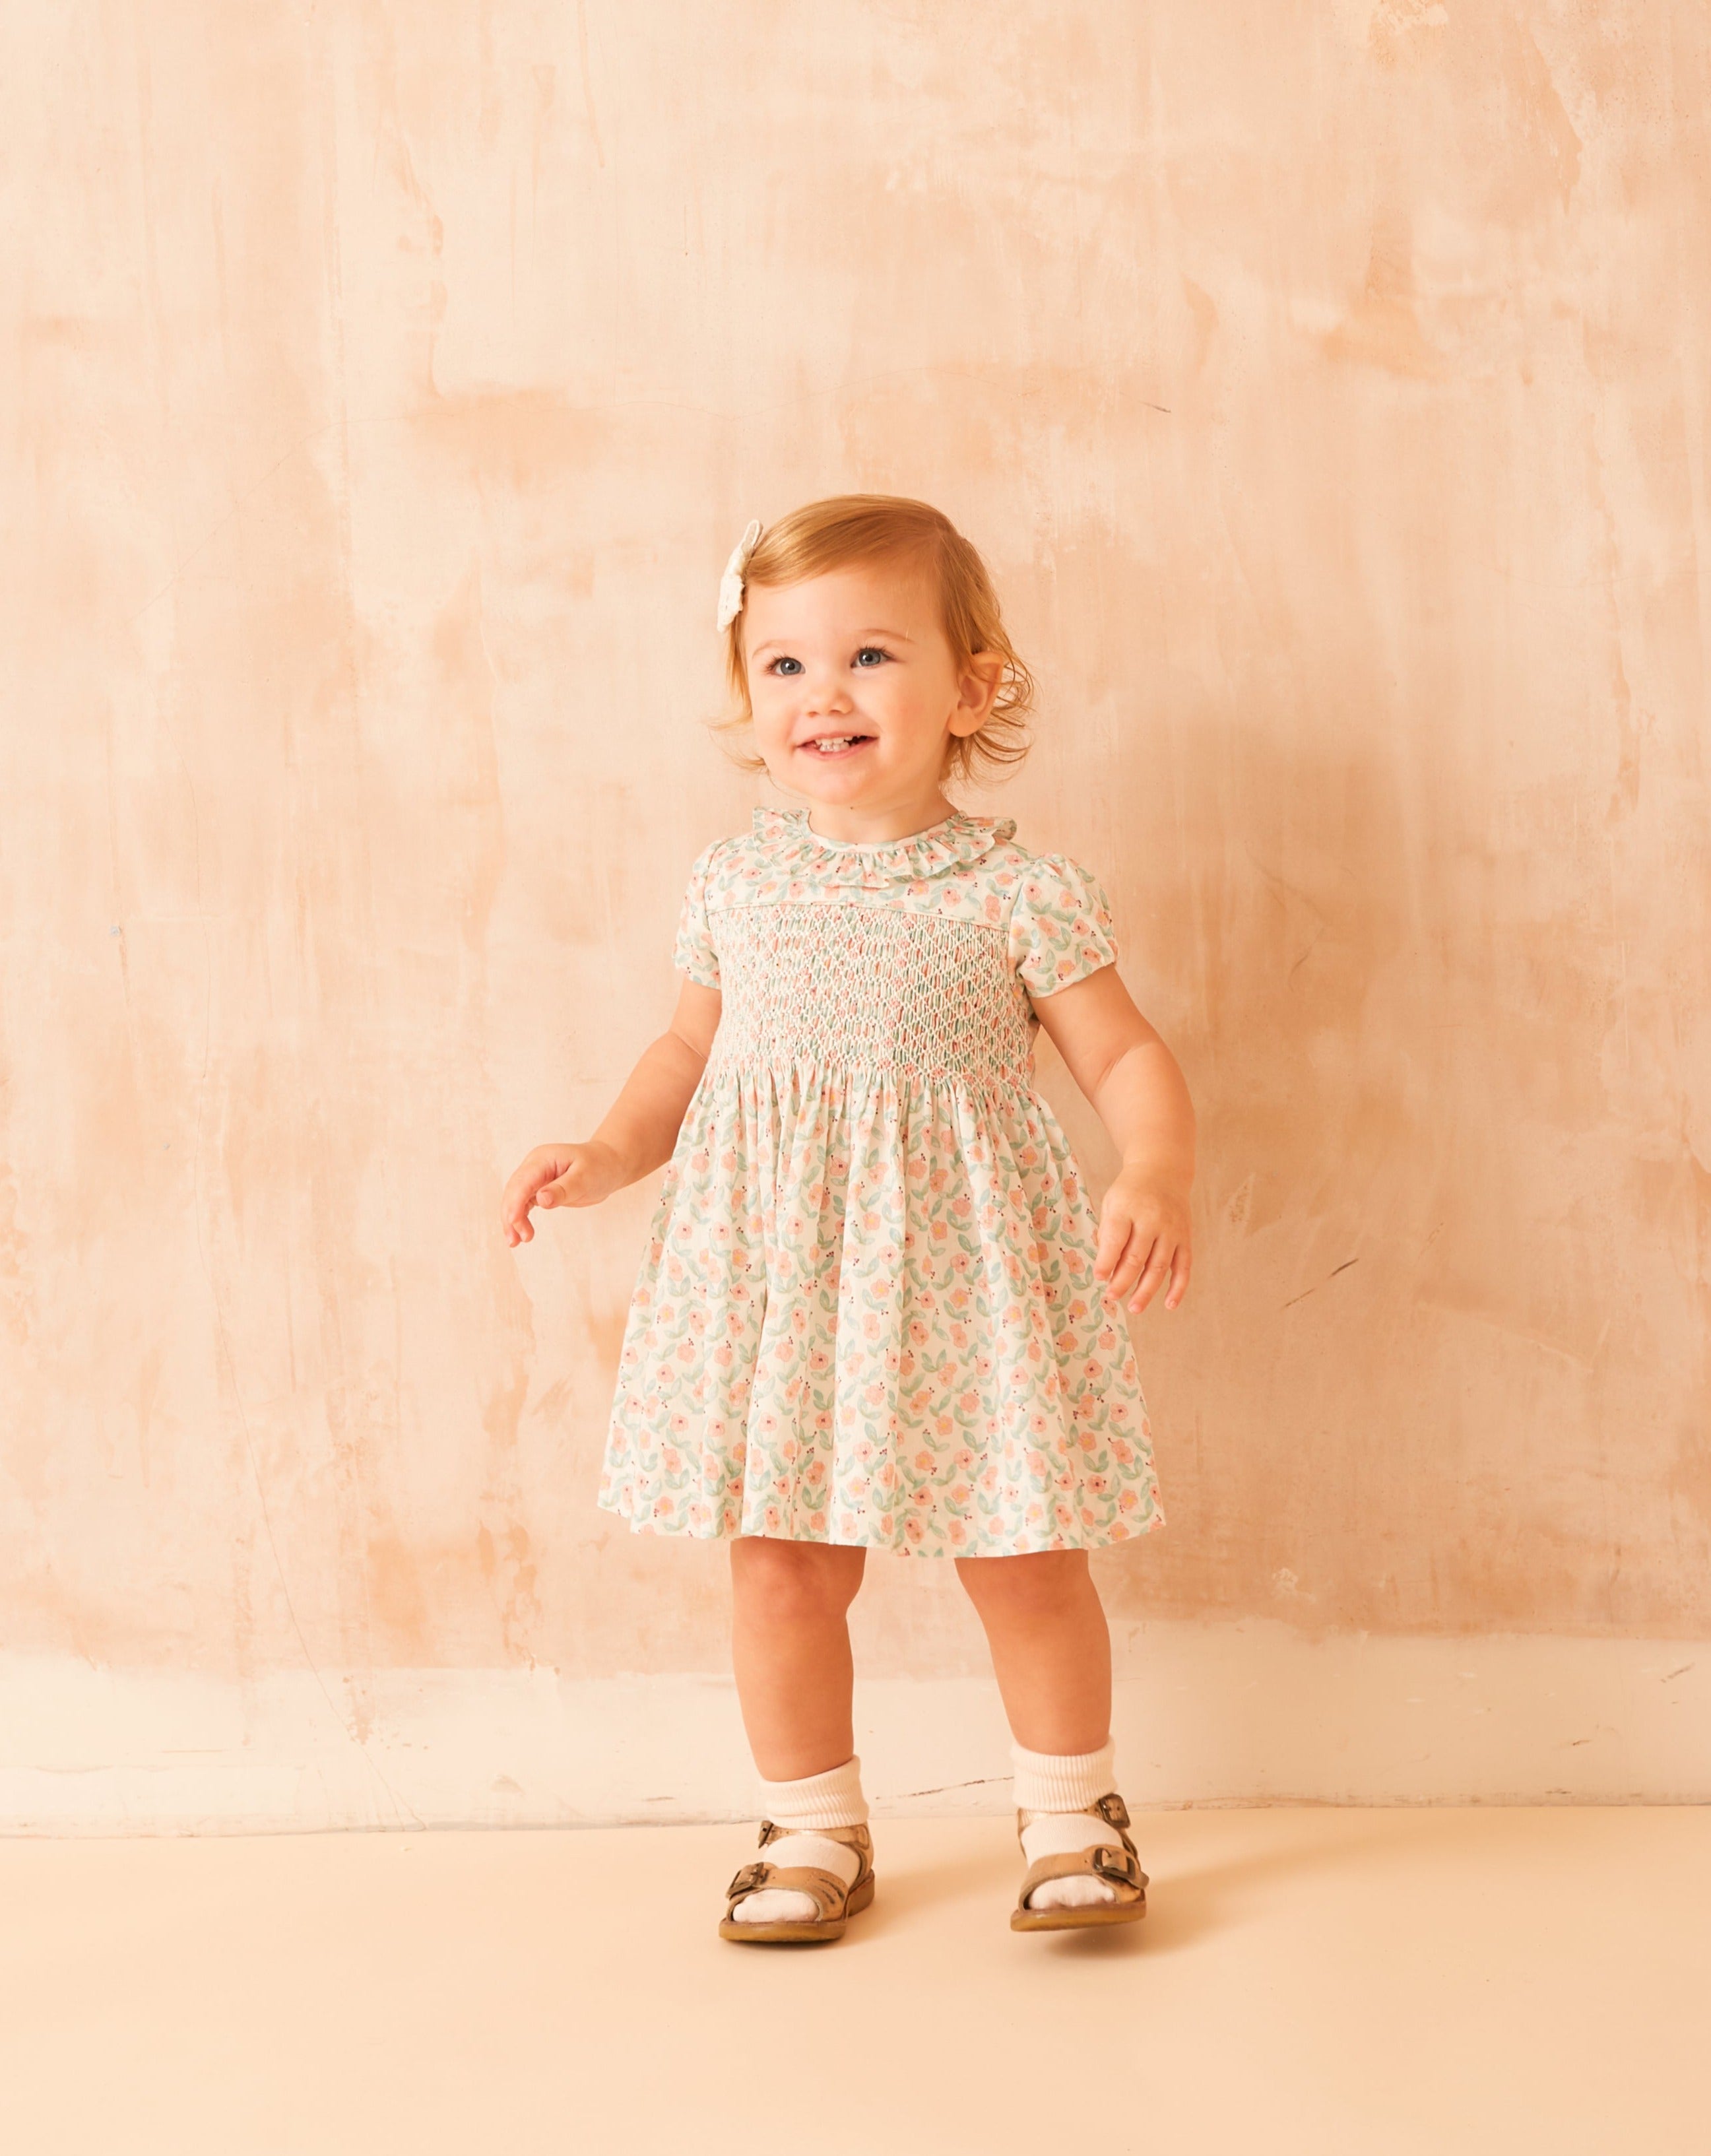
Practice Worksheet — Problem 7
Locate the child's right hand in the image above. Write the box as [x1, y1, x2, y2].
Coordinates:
[501, 1142, 626, 1247]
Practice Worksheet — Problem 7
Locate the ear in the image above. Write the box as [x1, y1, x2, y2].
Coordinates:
[950, 649, 1006, 735]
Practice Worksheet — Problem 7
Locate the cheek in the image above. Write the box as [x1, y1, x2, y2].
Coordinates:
[746, 679, 791, 733]
[853, 667, 899, 707]
[862, 672, 930, 730]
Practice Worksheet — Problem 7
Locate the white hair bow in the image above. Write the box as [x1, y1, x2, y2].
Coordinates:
[716, 517, 763, 631]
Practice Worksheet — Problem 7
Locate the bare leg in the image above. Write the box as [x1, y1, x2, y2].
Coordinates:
[957, 1550, 1138, 1919]
[729, 1536, 868, 1780]
[953, 1550, 1112, 1755]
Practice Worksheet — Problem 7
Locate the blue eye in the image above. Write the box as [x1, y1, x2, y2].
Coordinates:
[855, 647, 889, 667]
[770, 656, 804, 675]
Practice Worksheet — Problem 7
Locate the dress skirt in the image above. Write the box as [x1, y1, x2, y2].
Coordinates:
[596, 804, 1166, 1557]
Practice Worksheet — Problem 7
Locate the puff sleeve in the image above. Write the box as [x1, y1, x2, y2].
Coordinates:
[1007, 853, 1121, 996]
[671, 839, 724, 988]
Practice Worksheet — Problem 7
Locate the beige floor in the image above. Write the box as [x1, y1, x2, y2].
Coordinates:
[2, 1807, 1706, 2155]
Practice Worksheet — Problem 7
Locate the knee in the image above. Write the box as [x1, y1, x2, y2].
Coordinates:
[731, 1538, 864, 1627]
[955, 1550, 1091, 1623]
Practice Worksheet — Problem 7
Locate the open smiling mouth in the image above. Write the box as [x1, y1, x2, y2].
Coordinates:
[799, 735, 874, 757]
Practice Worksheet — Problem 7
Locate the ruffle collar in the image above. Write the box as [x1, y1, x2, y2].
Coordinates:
[750, 804, 1017, 882]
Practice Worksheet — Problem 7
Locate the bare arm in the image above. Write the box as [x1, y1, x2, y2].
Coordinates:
[501, 978, 723, 1247]
[1029, 964, 1196, 1313]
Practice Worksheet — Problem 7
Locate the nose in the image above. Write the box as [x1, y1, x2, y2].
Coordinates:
[801, 681, 853, 724]
[799, 665, 853, 718]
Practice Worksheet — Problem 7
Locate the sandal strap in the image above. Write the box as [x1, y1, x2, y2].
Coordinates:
[1016, 1790, 1132, 1831]
[758, 1819, 872, 1856]
[1016, 1791, 1138, 1856]
[1017, 1843, 1148, 1906]
[723, 1860, 853, 1920]
[753, 1819, 874, 1891]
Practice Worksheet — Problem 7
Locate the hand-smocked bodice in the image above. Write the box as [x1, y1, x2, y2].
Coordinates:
[709, 903, 1039, 1088]
[600, 799, 1163, 1559]
[673, 804, 1122, 1094]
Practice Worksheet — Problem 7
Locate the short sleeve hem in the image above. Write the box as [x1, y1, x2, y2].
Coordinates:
[672, 838, 725, 988]
[1007, 852, 1121, 997]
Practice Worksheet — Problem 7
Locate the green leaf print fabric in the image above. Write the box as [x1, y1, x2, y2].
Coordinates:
[597, 804, 1166, 1555]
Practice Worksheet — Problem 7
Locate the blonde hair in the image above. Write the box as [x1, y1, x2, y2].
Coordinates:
[709, 494, 1034, 786]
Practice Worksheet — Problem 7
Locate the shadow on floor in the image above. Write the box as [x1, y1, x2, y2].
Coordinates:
[846, 1806, 1499, 1958]
[1128, 1806, 1524, 1959]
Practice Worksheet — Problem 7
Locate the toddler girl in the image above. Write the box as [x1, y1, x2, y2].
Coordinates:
[501, 495, 1194, 1940]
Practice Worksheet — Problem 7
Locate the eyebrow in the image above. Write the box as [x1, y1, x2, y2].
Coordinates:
[749, 628, 918, 658]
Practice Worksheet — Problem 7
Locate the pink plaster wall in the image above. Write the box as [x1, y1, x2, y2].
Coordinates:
[3, 0, 1708, 1697]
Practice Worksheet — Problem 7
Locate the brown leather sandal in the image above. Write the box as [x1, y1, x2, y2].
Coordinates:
[1010, 1791, 1149, 1933]
[719, 1819, 876, 1944]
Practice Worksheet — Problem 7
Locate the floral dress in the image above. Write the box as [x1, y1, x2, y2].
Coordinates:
[596, 804, 1165, 1557]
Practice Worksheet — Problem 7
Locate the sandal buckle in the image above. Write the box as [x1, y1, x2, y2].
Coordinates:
[1091, 1844, 1141, 1888]
[726, 1861, 771, 1900]
[1093, 1792, 1132, 1832]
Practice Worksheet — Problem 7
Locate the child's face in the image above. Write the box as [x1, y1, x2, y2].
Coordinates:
[742, 560, 998, 814]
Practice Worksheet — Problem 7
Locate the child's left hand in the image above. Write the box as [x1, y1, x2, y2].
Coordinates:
[1092, 1167, 1193, 1313]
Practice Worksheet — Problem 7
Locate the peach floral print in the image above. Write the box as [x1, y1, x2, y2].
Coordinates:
[597, 806, 1165, 1557]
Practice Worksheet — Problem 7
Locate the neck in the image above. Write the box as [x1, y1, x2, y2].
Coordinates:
[803, 794, 957, 846]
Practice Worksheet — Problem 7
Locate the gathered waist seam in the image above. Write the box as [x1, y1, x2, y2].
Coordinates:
[704, 1050, 1036, 1090]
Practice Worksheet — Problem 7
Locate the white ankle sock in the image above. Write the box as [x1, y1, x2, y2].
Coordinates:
[730, 1756, 868, 1926]
[1013, 1739, 1122, 1911]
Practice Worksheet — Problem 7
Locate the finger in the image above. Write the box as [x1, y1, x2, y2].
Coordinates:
[1096, 1218, 1139, 1291]
[1163, 1245, 1192, 1309]
[1105, 1215, 1156, 1292]
[1113, 1232, 1159, 1305]
[500, 1179, 529, 1230]
[1093, 1204, 1135, 1280]
[1128, 1240, 1173, 1311]
[536, 1179, 562, 1209]
[1114, 1232, 1159, 1307]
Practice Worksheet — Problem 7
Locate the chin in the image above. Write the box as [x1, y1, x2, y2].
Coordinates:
[797, 765, 876, 794]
